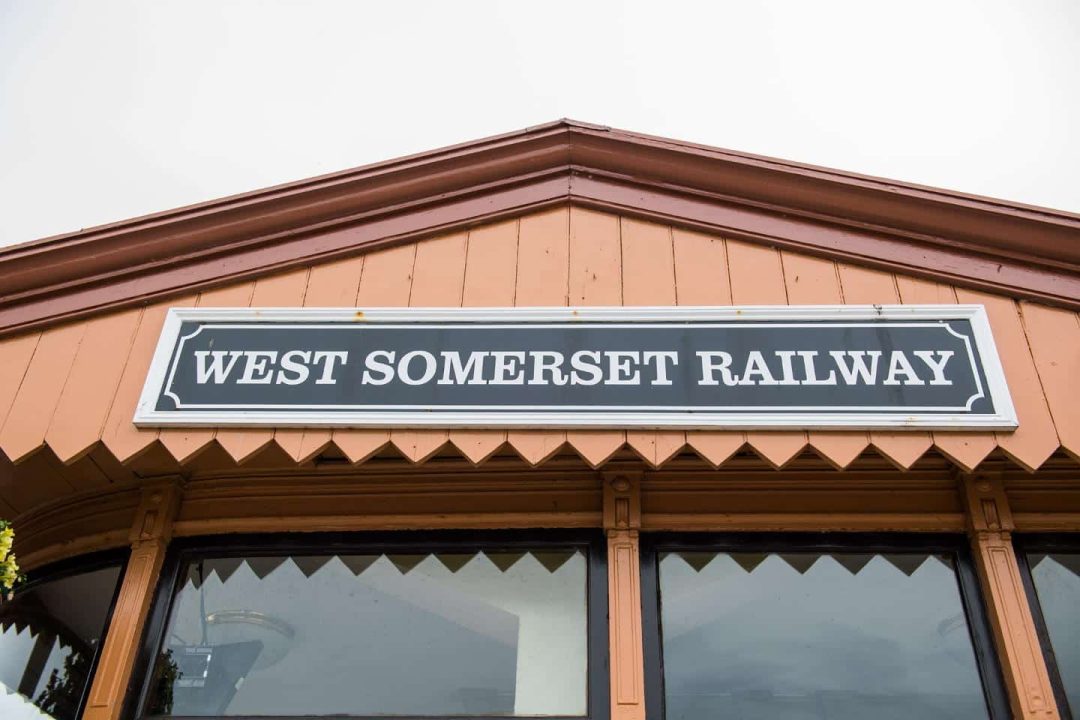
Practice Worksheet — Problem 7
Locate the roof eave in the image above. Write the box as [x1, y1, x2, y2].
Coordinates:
[0, 120, 1077, 338]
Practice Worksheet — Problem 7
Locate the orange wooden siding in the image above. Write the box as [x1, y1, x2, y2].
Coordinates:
[0, 206, 1077, 473]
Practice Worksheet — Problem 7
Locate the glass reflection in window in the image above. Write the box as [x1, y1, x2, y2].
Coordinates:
[1027, 553, 1080, 715]
[0, 564, 123, 720]
[658, 551, 990, 720]
[146, 548, 588, 717]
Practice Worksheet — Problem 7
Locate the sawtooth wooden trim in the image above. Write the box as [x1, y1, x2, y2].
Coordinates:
[1, 211, 1076, 489]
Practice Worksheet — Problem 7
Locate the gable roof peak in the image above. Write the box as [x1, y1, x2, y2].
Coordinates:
[0, 121, 1077, 338]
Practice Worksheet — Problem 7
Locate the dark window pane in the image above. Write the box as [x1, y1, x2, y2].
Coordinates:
[0, 564, 123, 720]
[1028, 553, 1080, 714]
[658, 551, 990, 720]
[147, 550, 587, 716]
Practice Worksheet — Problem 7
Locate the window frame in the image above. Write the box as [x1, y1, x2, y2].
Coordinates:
[639, 532, 1010, 720]
[128, 530, 608, 720]
[1014, 533, 1080, 720]
[1, 548, 129, 720]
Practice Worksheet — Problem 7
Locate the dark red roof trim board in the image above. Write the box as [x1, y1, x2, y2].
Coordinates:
[1, 120, 1078, 338]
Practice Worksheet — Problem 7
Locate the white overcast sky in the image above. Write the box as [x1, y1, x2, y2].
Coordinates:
[1, 0, 1078, 247]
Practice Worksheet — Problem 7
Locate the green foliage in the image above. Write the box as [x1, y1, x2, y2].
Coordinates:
[0, 519, 20, 596]
[147, 648, 182, 715]
[35, 649, 90, 720]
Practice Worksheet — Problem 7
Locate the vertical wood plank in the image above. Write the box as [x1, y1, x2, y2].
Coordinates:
[971, 292, 1058, 471]
[83, 481, 182, 720]
[214, 269, 311, 463]
[333, 243, 416, 463]
[782, 252, 868, 469]
[962, 474, 1060, 719]
[672, 229, 744, 466]
[450, 220, 519, 464]
[727, 240, 806, 468]
[282, 255, 366, 462]
[101, 297, 197, 464]
[507, 208, 569, 465]
[621, 218, 684, 467]
[45, 309, 142, 464]
[568, 209, 622, 306]
[1019, 301, 1078, 463]
[898, 281, 996, 471]
[158, 282, 256, 464]
[389, 232, 468, 463]
[894, 276, 957, 304]
[839, 264, 932, 469]
[566, 207, 625, 468]
[0, 321, 86, 463]
[0, 332, 40, 431]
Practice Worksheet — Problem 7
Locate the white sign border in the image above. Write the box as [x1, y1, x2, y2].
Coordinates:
[134, 305, 1018, 430]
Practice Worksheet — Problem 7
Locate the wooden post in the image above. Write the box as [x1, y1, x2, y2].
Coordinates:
[603, 472, 645, 720]
[83, 479, 182, 720]
[962, 472, 1059, 719]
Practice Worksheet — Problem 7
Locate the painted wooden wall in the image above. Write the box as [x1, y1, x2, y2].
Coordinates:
[0, 206, 1076, 482]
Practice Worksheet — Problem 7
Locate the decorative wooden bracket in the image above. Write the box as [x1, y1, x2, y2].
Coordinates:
[603, 471, 645, 720]
[83, 478, 182, 720]
[961, 472, 1059, 719]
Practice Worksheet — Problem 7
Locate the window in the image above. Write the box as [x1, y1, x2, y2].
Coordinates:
[136, 532, 606, 719]
[641, 535, 1008, 720]
[1017, 536, 1080, 718]
[0, 554, 125, 720]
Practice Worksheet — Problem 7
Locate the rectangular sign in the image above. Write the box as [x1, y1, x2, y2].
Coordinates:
[134, 306, 1017, 430]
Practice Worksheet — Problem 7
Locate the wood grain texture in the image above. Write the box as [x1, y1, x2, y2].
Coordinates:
[100, 297, 196, 463]
[158, 282, 255, 463]
[333, 243, 416, 462]
[727, 239, 806, 468]
[1019, 301, 1079, 462]
[672, 230, 744, 466]
[839, 263, 933, 469]
[566, 207, 625, 467]
[895, 277, 994, 469]
[962, 292, 1058, 472]
[1, 207, 1062, 474]
[0, 332, 40, 433]
[782, 251, 868, 469]
[507, 208, 569, 465]
[894, 275, 957, 304]
[45, 309, 142, 464]
[450, 220, 519, 464]
[389, 232, 467, 462]
[290, 255, 366, 462]
[621, 218, 684, 467]
[0, 321, 85, 463]
[905, 283, 996, 471]
[215, 270, 311, 463]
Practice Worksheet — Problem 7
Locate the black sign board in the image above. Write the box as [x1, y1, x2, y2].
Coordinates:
[135, 307, 1016, 429]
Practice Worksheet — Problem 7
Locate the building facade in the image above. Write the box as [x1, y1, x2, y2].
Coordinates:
[0, 121, 1077, 720]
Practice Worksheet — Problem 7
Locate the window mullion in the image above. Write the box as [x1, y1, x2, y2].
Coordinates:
[82, 480, 182, 720]
[962, 473, 1061, 719]
[603, 472, 645, 720]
